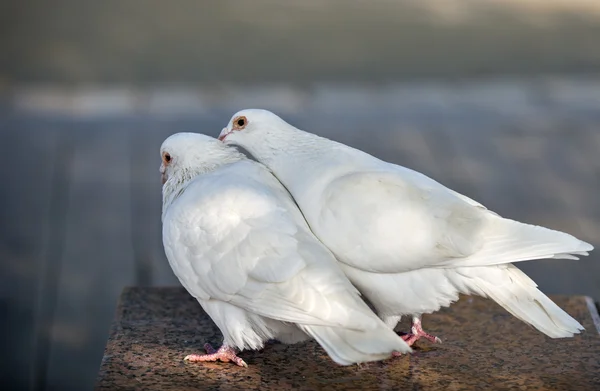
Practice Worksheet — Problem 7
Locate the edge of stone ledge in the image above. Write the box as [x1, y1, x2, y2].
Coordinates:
[115, 286, 134, 320]
[110, 286, 141, 325]
[95, 287, 134, 386]
[584, 296, 600, 335]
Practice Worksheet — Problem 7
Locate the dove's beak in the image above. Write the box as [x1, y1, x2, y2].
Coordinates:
[160, 163, 167, 185]
[218, 128, 231, 141]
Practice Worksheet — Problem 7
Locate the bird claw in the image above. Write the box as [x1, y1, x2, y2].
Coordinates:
[184, 344, 248, 367]
[399, 318, 442, 347]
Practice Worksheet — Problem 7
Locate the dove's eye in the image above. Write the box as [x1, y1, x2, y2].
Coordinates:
[163, 153, 172, 163]
[233, 116, 247, 130]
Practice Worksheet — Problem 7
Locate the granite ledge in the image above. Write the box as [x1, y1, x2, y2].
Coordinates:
[96, 287, 600, 390]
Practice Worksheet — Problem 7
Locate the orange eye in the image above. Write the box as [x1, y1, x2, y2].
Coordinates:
[163, 152, 171, 164]
[232, 116, 247, 130]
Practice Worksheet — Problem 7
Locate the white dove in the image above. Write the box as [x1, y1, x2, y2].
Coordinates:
[160, 132, 411, 367]
[218, 109, 593, 346]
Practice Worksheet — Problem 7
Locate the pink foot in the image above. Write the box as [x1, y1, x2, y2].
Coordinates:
[401, 317, 442, 347]
[184, 344, 248, 367]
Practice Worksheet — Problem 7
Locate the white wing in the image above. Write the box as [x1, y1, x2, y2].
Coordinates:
[316, 166, 591, 273]
[163, 161, 379, 330]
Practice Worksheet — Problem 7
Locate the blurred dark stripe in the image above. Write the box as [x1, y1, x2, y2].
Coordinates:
[31, 134, 73, 391]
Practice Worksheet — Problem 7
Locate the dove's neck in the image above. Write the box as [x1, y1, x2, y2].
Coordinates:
[244, 126, 379, 199]
[161, 150, 246, 221]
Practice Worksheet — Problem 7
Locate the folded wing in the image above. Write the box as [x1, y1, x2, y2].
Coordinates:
[318, 168, 592, 273]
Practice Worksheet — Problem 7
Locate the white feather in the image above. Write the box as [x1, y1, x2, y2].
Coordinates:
[460, 265, 584, 337]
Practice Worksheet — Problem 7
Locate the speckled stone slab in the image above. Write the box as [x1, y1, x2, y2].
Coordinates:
[96, 287, 600, 390]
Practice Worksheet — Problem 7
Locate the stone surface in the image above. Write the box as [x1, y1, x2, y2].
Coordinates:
[96, 287, 600, 390]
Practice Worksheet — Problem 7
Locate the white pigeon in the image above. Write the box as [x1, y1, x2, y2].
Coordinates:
[160, 132, 411, 367]
[218, 109, 593, 346]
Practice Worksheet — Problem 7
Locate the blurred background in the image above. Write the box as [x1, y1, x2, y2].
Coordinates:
[1, 0, 599, 390]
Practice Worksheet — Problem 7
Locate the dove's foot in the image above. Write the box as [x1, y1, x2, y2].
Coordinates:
[184, 343, 248, 367]
[400, 317, 442, 347]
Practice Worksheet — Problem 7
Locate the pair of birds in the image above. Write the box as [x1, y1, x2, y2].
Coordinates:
[160, 109, 593, 367]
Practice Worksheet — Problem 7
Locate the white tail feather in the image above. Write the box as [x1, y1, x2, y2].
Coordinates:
[465, 265, 584, 338]
[448, 216, 593, 268]
[300, 323, 411, 365]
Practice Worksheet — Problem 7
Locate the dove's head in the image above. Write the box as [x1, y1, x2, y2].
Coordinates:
[160, 132, 244, 186]
[218, 109, 294, 145]
[160, 132, 245, 218]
